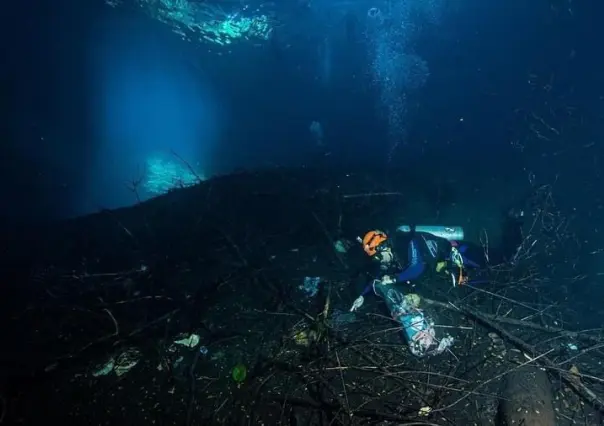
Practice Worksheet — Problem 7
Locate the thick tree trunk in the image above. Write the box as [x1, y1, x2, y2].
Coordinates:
[498, 365, 556, 426]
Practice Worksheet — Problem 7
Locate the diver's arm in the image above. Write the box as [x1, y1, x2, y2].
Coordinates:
[350, 276, 398, 312]
[394, 262, 425, 282]
[360, 282, 374, 296]
[393, 239, 426, 283]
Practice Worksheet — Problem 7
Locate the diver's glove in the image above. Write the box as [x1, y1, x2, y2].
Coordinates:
[380, 275, 396, 285]
[350, 296, 364, 312]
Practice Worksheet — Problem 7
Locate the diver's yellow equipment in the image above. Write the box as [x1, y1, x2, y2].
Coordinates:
[404, 293, 421, 308]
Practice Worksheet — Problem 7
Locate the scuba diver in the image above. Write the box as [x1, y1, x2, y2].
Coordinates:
[348, 227, 464, 357]
[349, 228, 466, 312]
[349, 211, 525, 313]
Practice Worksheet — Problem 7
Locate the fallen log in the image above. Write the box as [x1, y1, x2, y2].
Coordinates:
[497, 364, 556, 426]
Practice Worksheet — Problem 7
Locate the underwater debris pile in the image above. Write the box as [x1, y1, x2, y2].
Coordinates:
[3, 168, 604, 425]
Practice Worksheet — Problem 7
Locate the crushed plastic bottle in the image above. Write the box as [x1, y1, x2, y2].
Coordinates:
[300, 277, 321, 297]
[91, 347, 142, 377]
[174, 333, 200, 348]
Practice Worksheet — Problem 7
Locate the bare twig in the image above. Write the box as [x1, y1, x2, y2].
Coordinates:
[335, 350, 351, 418]
[424, 298, 603, 344]
[342, 192, 402, 199]
[556, 343, 604, 367]
[310, 211, 346, 269]
[171, 149, 204, 184]
[103, 308, 119, 336]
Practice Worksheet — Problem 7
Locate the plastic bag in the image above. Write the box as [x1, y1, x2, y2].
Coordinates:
[374, 284, 453, 357]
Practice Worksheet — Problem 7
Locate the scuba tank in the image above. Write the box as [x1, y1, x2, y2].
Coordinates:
[397, 225, 464, 241]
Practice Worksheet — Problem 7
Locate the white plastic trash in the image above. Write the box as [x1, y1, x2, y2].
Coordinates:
[92, 347, 141, 377]
[174, 333, 200, 348]
[300, 277, 321, 297]
[374, 285, 453, 357]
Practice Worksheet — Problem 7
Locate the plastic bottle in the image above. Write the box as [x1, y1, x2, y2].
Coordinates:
[396, 225, 464, 241]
